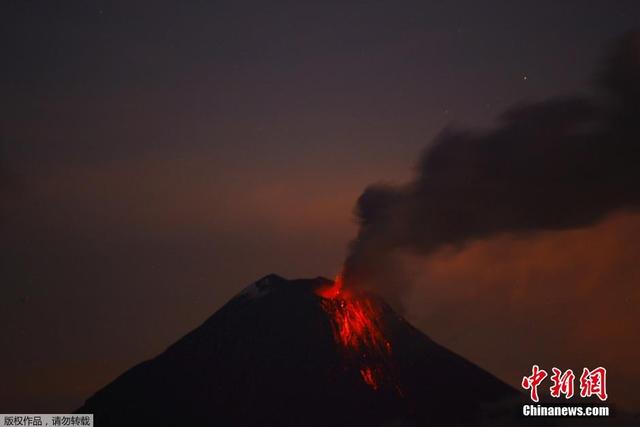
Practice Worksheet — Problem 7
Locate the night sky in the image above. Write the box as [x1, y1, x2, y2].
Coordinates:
[2, 1, 639, 412]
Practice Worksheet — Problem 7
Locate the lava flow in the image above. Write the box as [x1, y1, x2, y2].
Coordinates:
[316, 273, 396, 392]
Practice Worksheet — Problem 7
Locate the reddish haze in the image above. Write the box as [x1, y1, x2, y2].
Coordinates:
[404, 212, 640, 410]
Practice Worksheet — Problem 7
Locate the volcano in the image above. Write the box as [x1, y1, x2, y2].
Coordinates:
[78, 275, 521, 425]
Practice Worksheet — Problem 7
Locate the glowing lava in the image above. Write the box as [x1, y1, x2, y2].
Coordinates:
[316, 273, 395, 392]
[359, 367, 378, 390]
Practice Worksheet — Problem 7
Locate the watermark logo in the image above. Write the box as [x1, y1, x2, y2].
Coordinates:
[549, 367, 575, 399]
[521, 365, 607, 402]
[521, 364, 548, 402]
[521, 366, 609, 418]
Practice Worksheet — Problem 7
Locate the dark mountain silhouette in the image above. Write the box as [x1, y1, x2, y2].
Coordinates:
[78, 275, 521, 426]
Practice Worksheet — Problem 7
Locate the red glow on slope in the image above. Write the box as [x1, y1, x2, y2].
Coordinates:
[360, 367, 378, 390]
[316, 273, 395, 392]
[316, 275, 343, 299]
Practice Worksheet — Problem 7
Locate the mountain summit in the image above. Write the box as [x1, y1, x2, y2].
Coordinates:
[78, 275, 520, 425]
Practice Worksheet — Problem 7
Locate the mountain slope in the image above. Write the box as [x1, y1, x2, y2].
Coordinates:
[78, 274, 520, 426]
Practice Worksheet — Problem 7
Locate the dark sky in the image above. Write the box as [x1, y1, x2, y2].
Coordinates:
[2, 1, 639, 412]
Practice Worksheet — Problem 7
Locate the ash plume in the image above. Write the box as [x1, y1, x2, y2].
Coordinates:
[344, 32, 640, 298]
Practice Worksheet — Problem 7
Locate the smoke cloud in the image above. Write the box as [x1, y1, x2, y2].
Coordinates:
[344, 32, 640, 297]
